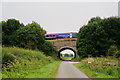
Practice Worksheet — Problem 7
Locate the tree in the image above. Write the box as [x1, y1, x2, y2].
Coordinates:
[77, 17, 120, 58]
[41, 41, 56, 56]
[14, 21, 46, 50]
[2, 19, 24, 46]
[88, 17, 102, 24]
[70, 54, 73, 57]
[2, 19, 57, 56]
[100, 17, 120, 47]
[64, 53, 69, 57]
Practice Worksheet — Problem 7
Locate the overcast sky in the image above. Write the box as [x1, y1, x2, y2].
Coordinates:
[60, 49, 75, 55]
[1, 1, 118, 33]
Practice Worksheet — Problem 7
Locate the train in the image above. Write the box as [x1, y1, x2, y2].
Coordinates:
[45, 32, 77, 40]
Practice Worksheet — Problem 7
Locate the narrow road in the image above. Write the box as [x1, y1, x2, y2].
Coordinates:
[56, 61, 90, 79]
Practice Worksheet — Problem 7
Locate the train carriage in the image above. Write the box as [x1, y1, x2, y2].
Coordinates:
[45, 32, 77, 40]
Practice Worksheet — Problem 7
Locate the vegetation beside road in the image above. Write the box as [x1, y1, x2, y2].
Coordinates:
[1, 19, 56, 56]
[1, 17, 120, 78]
[75, 17, 120, 78]
[1, 19, 59, 78]
[74, 17, 120, 79]
[2, 47, 61, 78]
[26, 61, 61, 78]
[74, 57, 119, 78]
[77, 17, 120, 58]
[61, 57, 74, 60]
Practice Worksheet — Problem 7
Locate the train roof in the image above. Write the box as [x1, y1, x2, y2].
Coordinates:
[45, 32, 77, 35]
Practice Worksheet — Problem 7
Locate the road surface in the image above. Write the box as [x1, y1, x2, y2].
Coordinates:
[56, 61, 90, 79]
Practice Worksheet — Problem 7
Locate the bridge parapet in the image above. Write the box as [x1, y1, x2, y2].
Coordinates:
[51, 40, 76, 47]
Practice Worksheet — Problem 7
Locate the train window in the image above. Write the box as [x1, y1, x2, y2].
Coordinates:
[50, 35, 52, 37]
[53, 35, 55, 37]
[46, 35, 49, 37]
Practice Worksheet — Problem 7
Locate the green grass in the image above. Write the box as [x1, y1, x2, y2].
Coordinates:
[2, 47, 61, 78]
[74, 57, 119, 78]
[0, 73, 2, 79]
[60, 57, 74, 60]
[26, 61, 61, 78]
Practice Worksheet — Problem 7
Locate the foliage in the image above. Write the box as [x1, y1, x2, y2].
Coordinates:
[61, 57, 74, 60]
[64, 54, 69, 57]
[100, 17, 120, 46]
[1, 19, 57, 56]
[0, 32, 1, 45]
[77, 17, 120, 58]
[88, 17, 102, 24]
[41, 41, 57, 56]
[60, 53, 74, 60]
[2, 47, 59, 78]
[13, 21, 46, 50]
[2, 19, 24, 46]
[74, 57, 119, 78]
[0, 46, 1, 79]
[25, 61, 61, 78]
[69, 54, 73, 57]
[107, 45, 120, 58]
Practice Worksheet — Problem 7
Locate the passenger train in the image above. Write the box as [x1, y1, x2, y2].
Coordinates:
[45, 32, 77, 40]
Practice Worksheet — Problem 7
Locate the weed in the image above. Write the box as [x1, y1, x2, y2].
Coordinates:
[2, 47, 60, 78]
[74, 57, 119, 78]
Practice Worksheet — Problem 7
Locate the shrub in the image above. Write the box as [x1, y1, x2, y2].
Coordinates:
[107, 45, 120, 58]
[2, 47, 54, 78]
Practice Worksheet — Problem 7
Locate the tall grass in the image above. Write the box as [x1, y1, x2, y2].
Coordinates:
[74, 57, 119, 78]
[2, 47, 57, 78]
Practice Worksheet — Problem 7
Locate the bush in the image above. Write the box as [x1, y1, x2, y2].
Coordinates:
[2, 47, 54, 78]
[41, 41, 57, 56]
[74, 57, 119, 78]
[107, 45, 120, 58]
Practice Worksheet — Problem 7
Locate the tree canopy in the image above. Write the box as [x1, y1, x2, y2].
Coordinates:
[13, 21, 46, 50]
[2, 19, 56, 56]
[77, 17, 120, 58]
[2, 19, 24, 46]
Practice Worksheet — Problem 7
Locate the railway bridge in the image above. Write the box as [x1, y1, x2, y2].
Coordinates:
[49, 39, 79, 58]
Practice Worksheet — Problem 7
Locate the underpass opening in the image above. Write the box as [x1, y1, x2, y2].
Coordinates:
[58, 47, 76, 60]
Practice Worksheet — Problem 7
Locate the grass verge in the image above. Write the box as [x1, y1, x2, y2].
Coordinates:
[2, 47, 61, 78]
[60, 57, 74, 60]
[26, 61, 61, 78]
[74, 57, 119, 78]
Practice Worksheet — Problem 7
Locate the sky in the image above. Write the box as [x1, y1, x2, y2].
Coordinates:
[1, 0, 119, 34]
[60, 49, 75, 55]
[118, 1, 120, 17]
